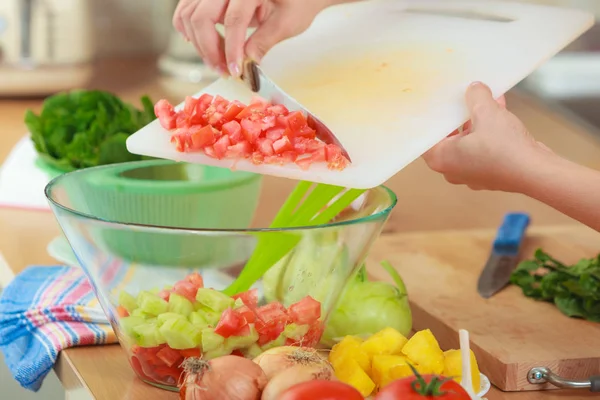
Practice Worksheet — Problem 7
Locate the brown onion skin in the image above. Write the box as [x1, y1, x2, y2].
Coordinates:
[179, 356, 268, 400]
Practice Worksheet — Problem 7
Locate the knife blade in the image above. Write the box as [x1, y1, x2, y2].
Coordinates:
[241, 60, 352, 162]
[477, 212, 530, 299]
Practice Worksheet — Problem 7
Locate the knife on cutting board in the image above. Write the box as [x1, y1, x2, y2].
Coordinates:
[477, 212, 530, 299]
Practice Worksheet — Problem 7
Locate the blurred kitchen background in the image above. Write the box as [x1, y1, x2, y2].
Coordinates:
[0, 1, 599, 400]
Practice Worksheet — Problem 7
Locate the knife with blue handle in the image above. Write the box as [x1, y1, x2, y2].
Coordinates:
[477, 212, 531, 299]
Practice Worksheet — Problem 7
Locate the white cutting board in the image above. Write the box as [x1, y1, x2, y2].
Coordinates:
[126, 0, 594, 189]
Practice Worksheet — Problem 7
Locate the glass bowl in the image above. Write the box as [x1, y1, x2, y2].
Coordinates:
[45, 161, 397, 391]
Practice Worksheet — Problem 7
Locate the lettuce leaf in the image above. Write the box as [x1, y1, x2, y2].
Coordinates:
[25, 90, 156, 171]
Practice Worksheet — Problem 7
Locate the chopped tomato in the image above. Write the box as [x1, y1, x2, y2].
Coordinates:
[223, 100, 245, 121]
[240, 118, 262, 143]
[236, 102, 266, 120]
[288, 296, 321, 325]
[256, 138, 275, 156]
[301, 321, 324, 347]
[232, 288, 259, 307]
[116, 306, 129, 318]
[265, 127, 285, 141]
[222, 120, 242, 142]
[157, 290, 171, 302]
[204, 146, 218, 159]
[185, 273, 204, 289]
[153, 365, 180, 380]
[226, 141, 252, 159]
[280, 151, 298, 163]
[235, 305, 257, 324]
[256, 302, 289, 325]
[266, 104, 289, 116]
[213, 135, 231, 159]
[156, 346, 183, 367]
[179, 348, 202, 358]
[271, 136, 293, 154]
[251, 151, 265, 165]
[155, 99, 177, 130]
[214, 307, 245, 338]
[190, 125, 217, 149]
[231, 349, 245, 357]
[131, 355, 152, 381]
[256, 320, 286, 346]
[173, 280, 197, 303]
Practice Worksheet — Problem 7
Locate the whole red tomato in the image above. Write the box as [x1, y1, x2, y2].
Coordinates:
[375, 372, 471, 400]
[278, 380, 364, 400]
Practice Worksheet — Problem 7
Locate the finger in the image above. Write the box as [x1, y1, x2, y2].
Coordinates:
[466, 82, 501, 127]
[190, 0, 228, 72]
[245, 11, 294, 62]
[422, 136, 460, 174]
[224, 0, 260, 77]
[496, 94, 507, 109]
[173, 0, 195, 38]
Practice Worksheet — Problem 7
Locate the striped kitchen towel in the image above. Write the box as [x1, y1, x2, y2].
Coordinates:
[0, 265, 115, 392]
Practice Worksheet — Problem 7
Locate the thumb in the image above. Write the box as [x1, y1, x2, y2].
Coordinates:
[465, 82, 501, 127]
[245, 13, 292, 62]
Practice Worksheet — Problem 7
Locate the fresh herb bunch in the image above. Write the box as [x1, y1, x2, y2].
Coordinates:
[510, 249, 600, 322]
[25, 89, 156, 171]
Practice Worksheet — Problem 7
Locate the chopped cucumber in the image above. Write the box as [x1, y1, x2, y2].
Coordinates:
[149, 287, 160, 295]
[204, 346, 232, 360]
[120, 316, 145, 337]
[233, 298, 245, 309]
[131, 309, 152, 319]
[193, 306, 221, 326]
[226, 326, 259, 350]
[137, 291, 169, 316]
[261, 334, 286, 351]
[168, 293, 194, 317]
[158, 318, 201, 350]
[157, 312, 186, 327]
[189, 311, 212, 329]
[283, 323, 310, 340]
[118, 291, 138, 314]
[201, 328, 225, 352]
[196, 288, 234, 312]
[242, 343, 263, 359]
[132, 323, 166, 347]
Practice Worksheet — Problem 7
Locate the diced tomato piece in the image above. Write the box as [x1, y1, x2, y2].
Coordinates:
[281, 111, 306, 131]
[153, 365, 181, 380]
[280, 151, 298, 163]
[266, 104, 289, 116]
[272, 136, 294, 154]
[197, 93, 214, 111]
[171, 131, 191, 152]
[116, 306, 129, 318]
[260, 115, 277, 130]
[265, 127, 285, 141]
[240, 118, 262, 143]
[226, 141, 252, 159]
[256, 320, 286, 346]
[223, 100, 246, 122]
[179, 348, 202, 358]
[301, 321, 324, 347]
[176, 112, 192, 129]
[213, 135, 231, 159]
[256, 302, 289, 325]
[324, 144, 349, 170]
[287, 296, 321, 325]
[310, 147, 327, 163]
[157, 289, 171, 302]
[231, 349, 245, 357]
[256, 138, 275, 156]
[131, 356, 152, 381]
[236, 102, 267, 120]
[235, 305, 257, 324]
[155, 99, 177, 130]
[183, 96, 198, 115]
[251, 151, 265, 165]
[212, 95, 229, 112]
[185, 272, 204, 289]
[232, 288, 259, 308]
[204, 146, 218, 159]
[173, 280, 197, 303]
[189, 125, 217, 149]
[156, 346, 183, 367]
[214, 307, 245, 338]
[222, 120, 242, 143]
[296, 157, 313, 171]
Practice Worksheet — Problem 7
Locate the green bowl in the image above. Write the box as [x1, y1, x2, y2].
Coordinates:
[58, 160, 262, 266]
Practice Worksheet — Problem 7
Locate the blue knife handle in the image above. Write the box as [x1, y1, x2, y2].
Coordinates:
[493, 212, 530, 254]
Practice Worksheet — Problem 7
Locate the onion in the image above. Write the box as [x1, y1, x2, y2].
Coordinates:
[179, 356, 268, 400]
[261, 363, 336, 400]
[253, 346, 332, 380]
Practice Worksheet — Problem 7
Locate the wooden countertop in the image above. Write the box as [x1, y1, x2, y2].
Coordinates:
[1, 57, 600, 399]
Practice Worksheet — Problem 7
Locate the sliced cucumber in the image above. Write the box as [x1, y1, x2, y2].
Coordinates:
[204, 346, 232, 360]
[260, 333, 286, 351]
[159, 318, 201, 350]
[201, 328, 225, 352]
[132, 323, 166, 347]
[242, 343, 263, 359]
[283, 323, 310, 340]
[131, 308, 152, 319]
[168, 293, 194, 317]
[118, 291, 138, 314]
[226, 326, 259, 350]
[156, 312, 186, 327]
[233, 298, 245, 309]
[137, 291, 169, 316]
[196, 288, 234, 313]
[120, 316, 145, 337]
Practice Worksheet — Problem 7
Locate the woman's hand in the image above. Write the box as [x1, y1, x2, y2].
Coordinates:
[173, 0, 338, 77]
[422, 82, 552, 193]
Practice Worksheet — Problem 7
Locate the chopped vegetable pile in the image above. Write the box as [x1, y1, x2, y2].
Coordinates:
[329, 327, 481, 397]
[25, 90, 156, 171]
[510, 249, 600, 322]
[116, 272, 323, 388]
[154, 94, 350, 170]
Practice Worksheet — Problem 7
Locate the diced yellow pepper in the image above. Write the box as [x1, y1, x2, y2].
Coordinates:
[330, 336, 371, 374]
[443, 349, 481, 393]
[360, 327, 408, 358]
[372, 354, 410, 388]
[401, 329, 444, 375]
[334, 358, 376, 397]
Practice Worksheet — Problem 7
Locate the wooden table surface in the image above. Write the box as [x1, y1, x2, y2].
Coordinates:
[1, 56, 600, 399]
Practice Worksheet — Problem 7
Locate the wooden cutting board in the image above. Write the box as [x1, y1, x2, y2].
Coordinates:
[366, 225, 600, 392]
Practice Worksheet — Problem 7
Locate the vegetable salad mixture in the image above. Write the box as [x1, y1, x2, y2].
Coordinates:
[116, 272, 323, 387]
[154, 94, 349, 171]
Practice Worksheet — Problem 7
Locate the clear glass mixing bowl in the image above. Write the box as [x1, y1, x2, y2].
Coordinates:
[45, 160, 397, 391]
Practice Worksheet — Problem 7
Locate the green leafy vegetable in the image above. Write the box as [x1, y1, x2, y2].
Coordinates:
[321, 260, 412, 346]
[510, 249, 600, 322]
[25, 89, 156, 171]
[224, 182, 366, 295]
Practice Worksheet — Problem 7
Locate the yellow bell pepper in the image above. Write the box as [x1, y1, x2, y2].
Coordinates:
[360, 327, 408, 358]
[329, 336, 371, 374]
[443, 349, 481, 393]
[334, 358, 376, 397]
[401, 329, 445, 374]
